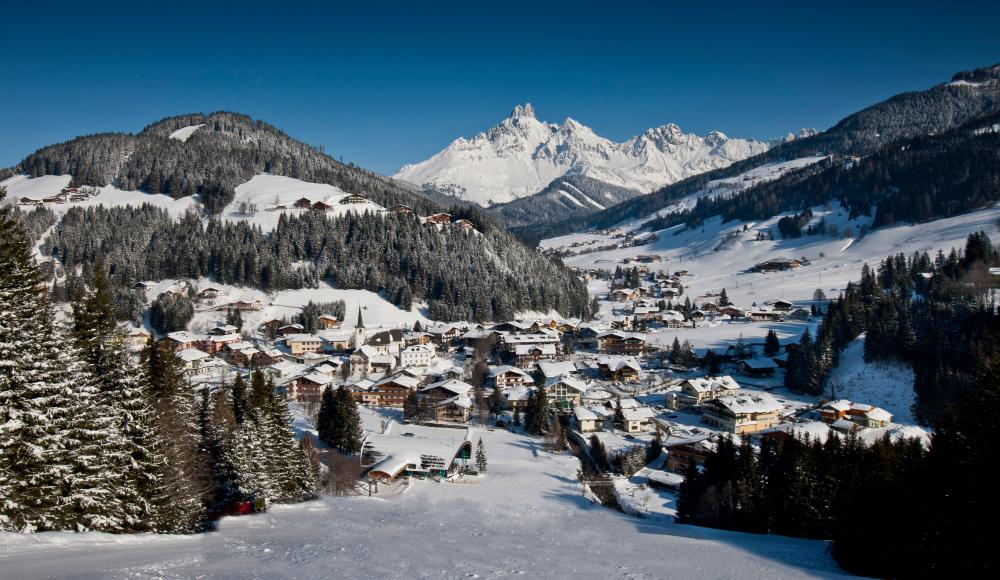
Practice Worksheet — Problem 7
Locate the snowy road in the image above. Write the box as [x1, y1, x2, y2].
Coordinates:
[0, 427, 850, 579]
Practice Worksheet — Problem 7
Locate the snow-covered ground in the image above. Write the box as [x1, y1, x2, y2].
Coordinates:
[826, 334, 917, 425]
[547, 203, 1000, 308]
[2, 174, 199, 218]
[0, 412, 848, 579]
[222, 174, 385, 232]
[168, 124, 204, 142]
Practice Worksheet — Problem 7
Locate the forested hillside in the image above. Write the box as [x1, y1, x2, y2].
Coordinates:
[487, 174, 642, 228]
[6, 112, 439, 215]
[43, 205, 591, 323]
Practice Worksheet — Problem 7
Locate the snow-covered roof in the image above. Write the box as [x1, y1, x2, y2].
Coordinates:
[711, 392, 782, 415]
[514, 343, 556, 356]
[558, 377, 589, 393]
[176, 348, 210, 362]
[622, 407, 656, 421]
[489, 365, 529, 377]
[287, 333, 322, 343]
[573, 406, 598, 421]
[683, 375, 740, 394]
[537, 361, 577, 378]
[166, 330, 205, 343]
[402, 344, 435, 354]
[596, 356, 641, 373]
[422, 378, 474, 396]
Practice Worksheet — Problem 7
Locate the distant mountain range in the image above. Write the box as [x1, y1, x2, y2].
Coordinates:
[394, 103, 808, 208]
[519, 62, 1000, 244]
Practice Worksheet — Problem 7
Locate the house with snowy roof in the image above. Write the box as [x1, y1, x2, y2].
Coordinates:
[702, 392, 783, 434]
[671, 376, 741, 409]
[489, 365, 533, 388]
[596, 356, 641, 382]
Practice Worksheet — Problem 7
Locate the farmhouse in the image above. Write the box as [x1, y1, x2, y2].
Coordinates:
[596, 331, 646, 355]
[596, 356, 641, 382]
[737, 358, 779, 378]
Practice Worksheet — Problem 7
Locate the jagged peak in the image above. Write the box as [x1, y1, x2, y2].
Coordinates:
[511, 103, 535, 119]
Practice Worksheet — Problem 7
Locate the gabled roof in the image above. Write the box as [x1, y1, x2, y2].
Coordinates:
[421, 379, 474, 396]
[596, 356, 641, 373]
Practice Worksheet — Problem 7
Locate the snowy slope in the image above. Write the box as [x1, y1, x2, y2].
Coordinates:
[827, 334, 917, 424]
[1, 174, 199, 218]
[0, 409, 847, 579]
[395, 103, 771, 206]
[168, 124, 204, 142]
[545, 199, 1000, 312]
[222, 174, 385, 231]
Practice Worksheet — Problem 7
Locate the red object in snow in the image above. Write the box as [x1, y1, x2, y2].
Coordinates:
[237, 501, 252, 515]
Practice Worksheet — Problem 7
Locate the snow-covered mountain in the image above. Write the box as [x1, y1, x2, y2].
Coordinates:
[394, 104, 774, 206]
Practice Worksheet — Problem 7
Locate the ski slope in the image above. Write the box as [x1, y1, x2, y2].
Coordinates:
[0, 416, 847, 579]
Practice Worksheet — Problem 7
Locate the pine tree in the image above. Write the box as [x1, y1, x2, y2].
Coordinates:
[143, 339, 209, 532]
[613, 397, 626, 431]
[475, 438, 487, 473]
[71, 261, 171, 532]
[0, 196, 121, 532]
[489, 384, 503, 419]
[589, 434, 610, 472]
[764, 329, 781, 357]
[317, 386, 337, 446]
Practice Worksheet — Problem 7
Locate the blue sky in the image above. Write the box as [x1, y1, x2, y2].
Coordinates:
[1, 1, 997, 174]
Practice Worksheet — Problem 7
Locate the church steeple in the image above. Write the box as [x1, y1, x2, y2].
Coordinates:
[353, 307, 366, 348]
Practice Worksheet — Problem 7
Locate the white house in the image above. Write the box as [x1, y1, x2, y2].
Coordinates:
[399, 344, 436, 367]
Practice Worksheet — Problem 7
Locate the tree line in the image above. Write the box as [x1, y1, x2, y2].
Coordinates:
[42, 204, 591, 323]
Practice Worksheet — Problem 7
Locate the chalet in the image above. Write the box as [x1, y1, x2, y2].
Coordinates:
[317, 314, 339, 329]
[489, 365, 533, 389]
[596, 331, 646, 355]
[429, 396, 473, 423]
[491, 320, 533, 333]
[399, 344, 435, 367]
[665, 437, 714, 473]
[209, 323, 238, 336]
[671, 376, 740, 408]
[770, 299, 794, 312]
[403, 331, 433, 347]
[503, 387, 534, 411]
[256, 347, 285, 366]
[700, 302, 720, 313]
[69, 194, 88, 202]
[427, 324, 463, 345]
[425, 212, 452, 225]
[124, 326, 151, 349]
[389, 204, 414, 215]
[662, 310, 687, 327]
[225, 341, 259, 367]
[453, 219, 475, 232]
[419, 379, 472, 423]
[42, 195, 64, 204]
[596, 356, 641, 382]
[719, 306, 747, 319]
[198, 287, 221, 300]
[747, 308, 781, 322]
[19, 196, 41, 206]
[294, 197, 313, 209]
[290, 372, 333, 402]
[610, 288, 639, 302]
[702, 392, 782, 434]
[514, 343, 557, 367]
[229, 297, 262, 311]
[752, 258, 802, 273]
[547, 377, 589, 408]
[347, 380, 379, 406]
[635, 254, 662, 263]
[165, 331, 206, 351]
[204, 333, 242, 355]
[575, 324, 603, 349]
[278, 323, 305, 336]
[737, 358, 779, 378]
[258, 318, 284, 336]
[820, 400, 893, 428]
[176, 348, 211, 376]
[339, 194, 368, 204]
[370, 374, 422, 407]
[286, 334, 324, 356]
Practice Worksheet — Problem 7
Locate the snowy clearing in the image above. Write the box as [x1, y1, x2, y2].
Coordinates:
[168, 124, 205, 142]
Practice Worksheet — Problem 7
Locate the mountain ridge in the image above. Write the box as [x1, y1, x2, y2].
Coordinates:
[394, 103, 777, 207]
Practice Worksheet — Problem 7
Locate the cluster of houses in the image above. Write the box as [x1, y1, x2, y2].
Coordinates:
[19, 186, 98, 206]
